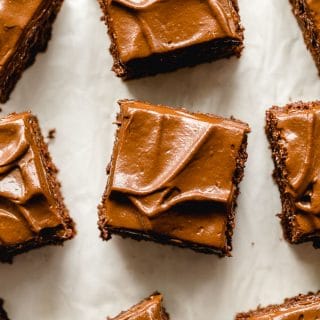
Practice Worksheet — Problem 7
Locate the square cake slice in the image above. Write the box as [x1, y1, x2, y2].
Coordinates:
[98, 0, 244, 79]
[98, 100, 250, 256]
[0, 0, 64, 103]
[0, 300, 9, 320]
[235, 292, 320, 319]
[266, 101, 320, 248]
[108, 293, 169, 320]
[0, 112, 75, 263]
[290, 0, 320, 74]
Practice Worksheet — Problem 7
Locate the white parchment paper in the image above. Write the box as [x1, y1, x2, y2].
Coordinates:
[0, 0, 320, 319]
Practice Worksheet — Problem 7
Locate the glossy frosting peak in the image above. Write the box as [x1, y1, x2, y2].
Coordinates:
[0, 113, 62, 245]
[0, 0, 46, 68]
[105, 100, 249, 249]
[108, 0, 241, 62]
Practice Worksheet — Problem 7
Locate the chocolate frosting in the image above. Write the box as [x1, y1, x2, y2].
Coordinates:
[249, 306, 320, 320]
[108, 0, 242, 62]
[307, 0, 320, 26]
[274, 105, 320, 237]
[0, 0, 46, 69]
[105, 100, 249, 250]
[0, 113, 63, 245]
[111, 294, 165, 320]
[244, 294, 320, 320]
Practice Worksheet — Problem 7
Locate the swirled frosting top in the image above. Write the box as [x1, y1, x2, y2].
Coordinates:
[110, 294, 165, 320]
[271, 103, 320, 238]
[0, 112, 63, 245]
[104, 100, 249, 250]
[107, 0, 242, 62]
[0, 0, 47, 68]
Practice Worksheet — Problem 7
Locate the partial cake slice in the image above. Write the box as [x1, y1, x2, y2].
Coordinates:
[266, 101, 320, 248]
[236, 292, 320, 319]
[98, 0, 244, 79]
[0, 112, 76, 263]
[107, 293, 169, 320]
[289, 0, 320, 74]
[98, 100, 250, 256]
[0, 300, 9, 320]
[0, 0, 64, 103]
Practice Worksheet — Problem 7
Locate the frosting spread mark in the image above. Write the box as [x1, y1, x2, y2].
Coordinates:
[0, 115, 62, 245]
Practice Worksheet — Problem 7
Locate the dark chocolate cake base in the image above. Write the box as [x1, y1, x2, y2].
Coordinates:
[0, 0, 64, 103]
[0, 300, 9, 320]
[289, 0, 320, 75]
[110, 38, 243, 80]
[0, 115, 75, 263]
[266, 102, 320, 248]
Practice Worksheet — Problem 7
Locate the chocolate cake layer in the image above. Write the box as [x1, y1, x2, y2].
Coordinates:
[0, 112, 75, 263]
[236, 292, 320, 319]
[108, 293, 169, 320]
[98, 100, 250, 256]
[0, 300, 9, 320]
[290, 0, 320, 74]
[98, 0, 244, 79]
[0, 0, 64, 103]
[266, 101, 320, 248]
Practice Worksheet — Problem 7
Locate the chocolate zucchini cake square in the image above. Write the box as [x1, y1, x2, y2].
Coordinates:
[0, 300, 9, 320]
[0, 112, 75, 263]
[236, 292, 320, 319]
[98, 100, 250, 256]
[290, 0, 320, 74]
[0, 0, 64, 103]
[98, 0, 244, 79]
[266, 102, 320, 248]
[108, 293, 169, 320]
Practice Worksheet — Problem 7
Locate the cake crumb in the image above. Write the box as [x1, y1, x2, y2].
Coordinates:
[251, 242, 255, 246]
[47, 129, 56, 139]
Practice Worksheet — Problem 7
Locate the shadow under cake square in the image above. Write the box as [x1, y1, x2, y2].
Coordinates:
[98, 100, 250, 256]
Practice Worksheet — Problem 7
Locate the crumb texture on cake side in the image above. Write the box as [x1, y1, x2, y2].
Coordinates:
[289, 0, 320, 74]
[0, 0, 64, 103]
[265, 101, 320, 247]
